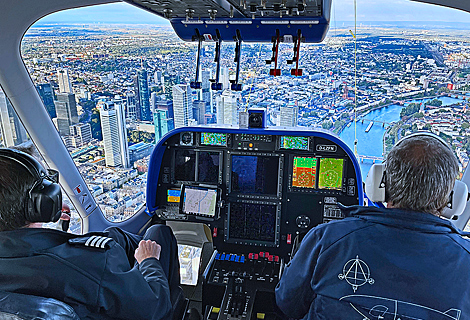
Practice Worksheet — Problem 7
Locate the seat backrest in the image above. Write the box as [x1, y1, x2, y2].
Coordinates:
[0, 290, 80, 320]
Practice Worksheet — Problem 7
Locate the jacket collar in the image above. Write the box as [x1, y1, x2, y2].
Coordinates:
[0, 228, 74, 257]
[340, 205, 470, 236]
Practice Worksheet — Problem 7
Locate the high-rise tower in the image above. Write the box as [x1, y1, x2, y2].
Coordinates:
[55, 93, 78, 136]
[57, 68, 73, 93]
[135, 69, 151, 121]
[36, 83, 56, 118]
[100, 101, 129, 168]
[172, 84, 191, 128]
[0, 90, 28, 147]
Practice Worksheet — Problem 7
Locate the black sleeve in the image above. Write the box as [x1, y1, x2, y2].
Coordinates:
[98, 245, 172, 320]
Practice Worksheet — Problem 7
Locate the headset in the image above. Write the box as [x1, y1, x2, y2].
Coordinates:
[365, 131, 468, 219]
[0, 148, 62, 223]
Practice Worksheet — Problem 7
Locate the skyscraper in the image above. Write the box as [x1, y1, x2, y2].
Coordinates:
[192, 100, 206, 125]
[70, 123, 92, 147]
[57, 68, 73, 93]
[54, 93, 78, 136]
[126, 92, 137, 119]
[154, 109, 174, 142]
[200, 69, 212, 107]
[216, 91, 238, 125]
[220, 67, 230, 90]
[0, 90, 28, 147]
[100, 101, 130, 168]
[36, 83, 56, 118]
[172, 84, 191, 128]
[280, 103, 299, 127]
[154, 70, 163, 84]
[135, 69, 151, 121]
[150, 92, 158, 114]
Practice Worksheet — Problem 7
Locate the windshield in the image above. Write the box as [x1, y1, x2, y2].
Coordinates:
[20, 0, 470, 228]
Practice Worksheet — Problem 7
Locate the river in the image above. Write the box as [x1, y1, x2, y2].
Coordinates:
[339, 96, 465, 180]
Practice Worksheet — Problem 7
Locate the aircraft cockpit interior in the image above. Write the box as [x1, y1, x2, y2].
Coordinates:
[146, 126, 363, 319]
[2, 0, 470, 319]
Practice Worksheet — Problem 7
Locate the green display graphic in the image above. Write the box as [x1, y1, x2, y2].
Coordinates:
[318, 158, 344, 190]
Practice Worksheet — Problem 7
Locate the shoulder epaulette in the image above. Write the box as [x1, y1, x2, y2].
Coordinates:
[68, 235, 114, 250]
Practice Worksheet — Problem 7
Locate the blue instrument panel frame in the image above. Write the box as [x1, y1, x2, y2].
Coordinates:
[146, 127, 364, 215]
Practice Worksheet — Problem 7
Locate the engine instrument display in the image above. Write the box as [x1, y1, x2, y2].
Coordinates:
[231, 155, 279, 195]
[279, 136, 309, 150]
[292, 156, 317, 188]
[167, 189, 181, 203]
[201, 132, 227, 146]
[318, 158, 344, 190]
[228, 202, 277, 244]
[182, 186, 218, 217]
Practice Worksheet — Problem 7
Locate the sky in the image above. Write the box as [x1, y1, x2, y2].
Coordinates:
[36, 0, 470, 25]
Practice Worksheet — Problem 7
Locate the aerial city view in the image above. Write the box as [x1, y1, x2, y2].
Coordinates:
[1, 1, 469, 232]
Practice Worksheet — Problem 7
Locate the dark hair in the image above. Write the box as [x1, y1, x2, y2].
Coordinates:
[0, 158, 36, 231]
[386, 135, 459, 215]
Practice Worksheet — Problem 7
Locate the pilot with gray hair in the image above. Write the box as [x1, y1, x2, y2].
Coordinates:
[276, 133, 470, 319]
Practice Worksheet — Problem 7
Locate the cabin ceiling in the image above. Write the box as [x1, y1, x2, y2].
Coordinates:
[413, 0, 470, 13]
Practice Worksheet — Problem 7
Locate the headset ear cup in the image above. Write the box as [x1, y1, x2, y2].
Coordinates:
[28, 181, 62, 223]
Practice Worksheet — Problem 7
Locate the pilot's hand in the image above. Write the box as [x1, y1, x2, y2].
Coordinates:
[135, 240, 161, 264]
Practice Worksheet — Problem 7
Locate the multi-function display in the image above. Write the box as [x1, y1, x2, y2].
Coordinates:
[231, 155, 279, 195]
[228, 202, 277, 244]
[318, 158, 344, 190]
[292, 156, 317, 188]
[280, 136, 309, 150]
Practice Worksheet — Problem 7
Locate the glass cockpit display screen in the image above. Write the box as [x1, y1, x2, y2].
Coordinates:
[231, 155, 279, 195]
[174, 149, 196, 182]
[197, 151, 220, 184]
[292, 157, 317, 188]
[280, 136, 309, 150]
[228, 203, 277, 244]
[182, 186, 217, 217]
[200, 132, 227, 146]
[318, 158, 344, 190]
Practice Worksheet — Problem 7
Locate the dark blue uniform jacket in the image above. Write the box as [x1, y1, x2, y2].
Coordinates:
[0, 228, 171, 320]
[275, 206, 470, 320]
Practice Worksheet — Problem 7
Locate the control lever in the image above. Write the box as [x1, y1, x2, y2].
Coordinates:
[267, 29, 281, 76]
[210, 29, 223, 90]
[288, 29, 304, 76]
[230, 29, 243, 91]
[190, 29, 203, 89]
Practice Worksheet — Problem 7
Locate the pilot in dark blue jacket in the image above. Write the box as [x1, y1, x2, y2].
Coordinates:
[276, 134, 470, 320]
[0, 149, 181, 320]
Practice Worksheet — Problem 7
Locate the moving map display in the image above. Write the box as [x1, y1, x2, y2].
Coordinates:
[182, 186, 217, 217]
[292, 157, 317, 188]
[201, 132, 227, 146]
[318, 158, 344, 190]
[280, 136, 309, 150]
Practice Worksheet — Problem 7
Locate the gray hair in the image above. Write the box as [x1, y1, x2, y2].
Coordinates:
[386, 135, 458, 215]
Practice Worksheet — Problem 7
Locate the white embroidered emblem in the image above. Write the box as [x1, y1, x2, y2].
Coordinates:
[338, 255, 375, 292]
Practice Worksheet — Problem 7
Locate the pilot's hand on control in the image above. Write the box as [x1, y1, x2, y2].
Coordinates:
[135, 240, 161, 264]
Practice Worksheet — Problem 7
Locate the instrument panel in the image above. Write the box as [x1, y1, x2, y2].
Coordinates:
[147, 127, 363, 259]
